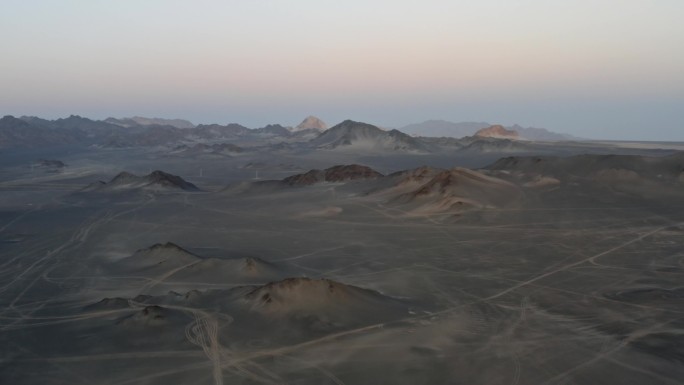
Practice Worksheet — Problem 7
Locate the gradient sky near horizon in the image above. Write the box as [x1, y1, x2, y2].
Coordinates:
[1, 1, 683, 140]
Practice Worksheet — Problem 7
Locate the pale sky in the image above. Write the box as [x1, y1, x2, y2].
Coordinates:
[1, 0, 683, 140]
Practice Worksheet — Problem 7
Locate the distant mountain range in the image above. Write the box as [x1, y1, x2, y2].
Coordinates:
[104, 116, 195, 129]
[0, 115, 296, 148]
[399, 120, 577, 141]
[1, 114, 583, 155]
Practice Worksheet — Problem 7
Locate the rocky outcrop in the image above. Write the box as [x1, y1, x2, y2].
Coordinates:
[282, 164, 383, 186]
[295, 116, 327, 131]
[474, 125, 519, 139]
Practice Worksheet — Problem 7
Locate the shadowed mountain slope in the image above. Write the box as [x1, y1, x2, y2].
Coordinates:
[310, 120, 429, 152]
[83, 170, 200, 192]
[283, 164, 383, 186]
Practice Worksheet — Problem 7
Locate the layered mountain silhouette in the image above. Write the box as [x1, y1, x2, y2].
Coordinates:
[400, 120, 576, 141]
[21, 114, 124, 132]
[0, 114, 661, 162]
[274, 164, 525, 214]
[0, 115, 258, 147]
[89, 276, 408, 335]
[190, 123, 251, 139]
[481, 153, 684, 204]
[1, 114, 581, 153]
[104, 125, 187, 147]
[0, 115, 115, 147]
[104, 116, 195, 129]
[384, 167, 524, 214]
[264, 153, 684, 213]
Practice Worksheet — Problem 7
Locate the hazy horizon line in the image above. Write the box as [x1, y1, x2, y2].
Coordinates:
[9, 111, 684, 142]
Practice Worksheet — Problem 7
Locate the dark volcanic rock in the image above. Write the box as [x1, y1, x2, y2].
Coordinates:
[145, 170, 200, 191]
[282, 164, 383, 186]
[282, 169, 326, 186]
[142, 242, 194, 254]
[324, 164, 383, 182]
[84, 170, 200, 192]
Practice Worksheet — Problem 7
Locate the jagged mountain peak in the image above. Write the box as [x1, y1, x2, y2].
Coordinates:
[475, 125, 519, 139]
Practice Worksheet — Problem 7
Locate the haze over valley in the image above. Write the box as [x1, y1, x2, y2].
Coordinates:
[2, 1, 684, 384]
